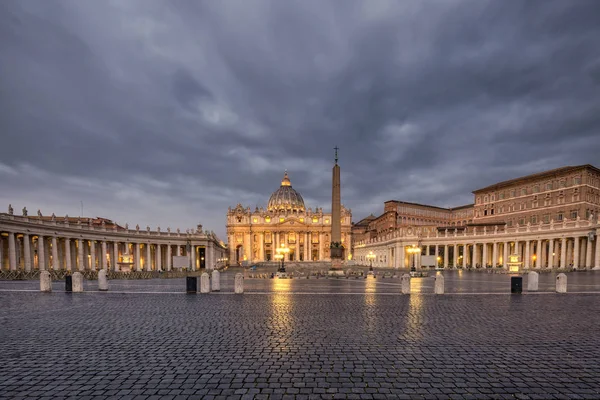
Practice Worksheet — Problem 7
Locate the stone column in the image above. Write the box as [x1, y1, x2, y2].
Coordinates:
[443, 245, 448, 268]
[65, 238, 72, 271]
[524, 240, 530, 269]
[304, 232, 309, 261]
[453, 244, 458, 268]
[23, 234, 32, 271]
[425, 245, 430, 256]
[535, 239, 542, 268]
[8, 232, 17, 271]
[318, 232, 323, 260]
[38, 235, 46, 271]
[167, 245, 172, 271]
[492, 242, 498, 268]
[176, 245, 181, 256]
[560, 238, 567, 269]
[515, 241, 520, 261]
[190, 244, 195, 271]
[100, 241, 107, 270]
[434, 245, 439, 263]
[482, 242, 488, 267]
[399, 245, 405, 269]
[90, 240, 96, 271]
[156, 244, 162, 271]
[580, 239, 587, 268]
[113, 242, 119, 271]
[77, 239, 84, 271]
[585, 237, 593, 269]
[135, 243, 141, 271]
[472, 242, 478, 268]
[146, 243, 152, 271]
[567, 239, 573, 266]
[503, 241, 509, 269]
[462, 245, 467, 269]
[51, 236, 59, 270]
[573, 237, 580, 269]
[548, 239, 554, 268]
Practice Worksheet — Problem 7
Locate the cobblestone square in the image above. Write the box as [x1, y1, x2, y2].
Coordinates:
[1, 272, 600, 399]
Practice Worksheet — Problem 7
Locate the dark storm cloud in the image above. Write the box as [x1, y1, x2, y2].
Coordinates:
[1, 0, 600, 239]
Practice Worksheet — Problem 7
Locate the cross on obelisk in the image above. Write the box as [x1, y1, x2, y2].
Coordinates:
[329, 145, 344, 275]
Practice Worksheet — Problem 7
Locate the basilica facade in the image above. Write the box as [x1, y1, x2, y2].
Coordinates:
[226, 172, 352, 264]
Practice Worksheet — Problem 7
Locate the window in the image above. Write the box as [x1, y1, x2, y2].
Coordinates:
[312, 217, 318, 223]
[484, 195, 488, 203]
[531, 215, 537, 224]
[477, 197, 481, 204]
[325, 219, 330, 224]
[510, 190, 516, 197]
[253, 218, 258, 223]
[560, 180, 566, 188]
[546, 182, 553, 190]
[265, 216, 271, 223]
[519, 218, 525, 225]
[543, 214, 550, 223]
[557, 213, 563, 221]
[507, 221, 513, 227]
[521, 188, 527, 196]
[533, 185, 540, 193]
[484, 210, 488, 216]
[571, 210, 578, 219]
[574, 177, 581, 185]
[279, 217, 285, 223]
[499, 193, 505, 200]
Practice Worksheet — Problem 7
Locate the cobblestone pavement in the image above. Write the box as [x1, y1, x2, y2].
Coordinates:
[2, 275, 600, 399]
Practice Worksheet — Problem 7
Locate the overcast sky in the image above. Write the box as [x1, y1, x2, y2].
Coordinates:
[1, 1, 600, 241]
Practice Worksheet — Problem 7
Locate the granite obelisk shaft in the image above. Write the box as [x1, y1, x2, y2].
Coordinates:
[332, 163, 341, 245]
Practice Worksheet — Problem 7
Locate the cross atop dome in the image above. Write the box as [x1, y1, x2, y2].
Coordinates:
[281, 170, 291, 187]
[334, 146, 339, 164]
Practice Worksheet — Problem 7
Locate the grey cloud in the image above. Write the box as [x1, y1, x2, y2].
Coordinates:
[1, 0, 600, 239]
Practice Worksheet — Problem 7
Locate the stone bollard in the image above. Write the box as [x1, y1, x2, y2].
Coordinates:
[40, 270, 52, 292]
[401, 274, 410, 294]
[527, 271, 539, 292]
[556, 273, 567, 293]
[235, 273, 244, 294]
[211, 270, 220, 292]
[98, 269, 108, 291]
[72, 272, 84, 293]
[200, 273, 210, 293]
[434, 274, 444, 294]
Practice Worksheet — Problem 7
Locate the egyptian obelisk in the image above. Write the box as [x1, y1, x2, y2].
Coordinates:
[329, 146, 344, 275]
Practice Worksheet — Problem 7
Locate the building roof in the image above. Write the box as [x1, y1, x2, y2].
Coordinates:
[384, 200, 473, 212]
[472, 164, 600, 193]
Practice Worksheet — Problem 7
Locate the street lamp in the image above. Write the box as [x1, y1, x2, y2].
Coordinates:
[407, 245, 421, 271]
[276, 243, 290, 273]
[366, 251, 376, 272]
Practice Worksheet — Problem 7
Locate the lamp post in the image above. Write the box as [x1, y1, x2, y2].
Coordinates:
[407, 245, 421, 271]
[276, 243, 290, 273]
[366, 251, 376, 272]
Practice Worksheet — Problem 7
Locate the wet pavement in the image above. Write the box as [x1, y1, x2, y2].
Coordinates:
[1, 271, 600, 399]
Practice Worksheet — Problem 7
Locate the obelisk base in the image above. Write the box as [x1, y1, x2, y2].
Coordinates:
[328, 258, 345, 276]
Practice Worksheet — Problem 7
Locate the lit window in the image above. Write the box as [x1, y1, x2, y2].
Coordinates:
[279, 218, 285, 223]
[253, 218, 258, 223]
[312, 217, 318, 223]
[300, 218, 304, 223]
[325, 219, 330, 224]
[265, 216, 271, 223]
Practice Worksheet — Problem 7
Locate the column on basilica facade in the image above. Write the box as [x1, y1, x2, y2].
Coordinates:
[319, 232, 323, 260]
[548, 239, 554, 268]
[585, 237, 593, 269]
[535, 239, 542, 268]
[89, 240, 95, 271]
[580, 239, 587, 268]
[472, 242, 478, 268]
[524, 240, 530, 269]
[453, 244, 458, 267]
[113, 242, 119, 271]
[146, 243, 152, 271]
[567, 239, 573, 266]
[502, 241, 508, 269]
[492, 242, 498, 268]
[8, 233, 16, 270]
[462, 245, 467, 268]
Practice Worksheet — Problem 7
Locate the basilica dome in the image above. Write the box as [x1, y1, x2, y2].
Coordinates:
[267, 171, 305, 213]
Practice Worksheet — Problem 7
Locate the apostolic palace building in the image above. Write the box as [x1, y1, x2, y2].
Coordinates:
[353, 164, 600, 271]
[227, 171, 352, 264]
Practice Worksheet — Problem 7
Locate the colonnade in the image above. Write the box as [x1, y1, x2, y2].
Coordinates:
[354, 227, 600, 271]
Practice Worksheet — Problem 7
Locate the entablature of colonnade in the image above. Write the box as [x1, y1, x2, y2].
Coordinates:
[0, 214, 226, 249]
[353, 218, 599, 249]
